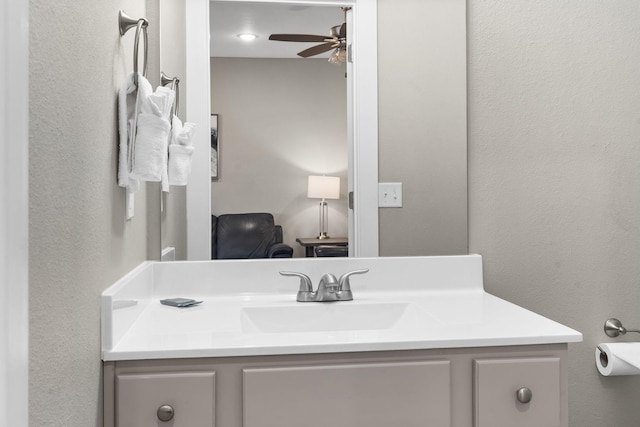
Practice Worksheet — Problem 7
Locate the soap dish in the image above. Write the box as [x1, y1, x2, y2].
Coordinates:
[160, 298, 203, 308]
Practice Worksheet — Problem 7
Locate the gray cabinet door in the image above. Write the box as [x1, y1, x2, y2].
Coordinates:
[116, 371, 215, 427]
[243, 360, 451, 427]
[473, 357, 561, 427]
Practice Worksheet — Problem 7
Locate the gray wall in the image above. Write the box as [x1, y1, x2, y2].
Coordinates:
[26, 0, 640, 426]
[468, 1, 640, 425]
[378, 0, 468, 256]
[28, 0, 162, 425]
[211, 57, 348, 257]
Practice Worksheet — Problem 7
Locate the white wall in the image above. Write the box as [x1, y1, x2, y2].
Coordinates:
[211, 57, 348, 257]
[468, 1, 640, 425]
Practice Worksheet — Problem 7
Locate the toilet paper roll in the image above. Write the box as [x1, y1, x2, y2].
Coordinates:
[596, 343, 640, 376]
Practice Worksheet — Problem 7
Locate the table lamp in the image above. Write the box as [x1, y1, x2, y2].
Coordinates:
[307, 175, 340, 239]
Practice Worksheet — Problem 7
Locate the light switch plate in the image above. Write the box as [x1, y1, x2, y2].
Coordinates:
[378, 182, 403, 207]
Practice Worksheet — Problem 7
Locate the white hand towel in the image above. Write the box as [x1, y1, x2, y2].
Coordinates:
[177, 122, 196, 146]
[118, 72, 153, 192]
[168, 115, 196, 186]
[132, 113, 171, 182]
[161, 115, 182, 192]
[144, 86, 175, 120]
[131, 84, 175, 182]
[168, 144, 195, 186]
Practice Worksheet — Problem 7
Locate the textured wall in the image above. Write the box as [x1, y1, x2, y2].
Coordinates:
[468, 1, 640, 425]
[27, 0, 640, 425]
[211, 57, 348, 257]
[28, 0, 158, 425]
[378, 0, 468, 256]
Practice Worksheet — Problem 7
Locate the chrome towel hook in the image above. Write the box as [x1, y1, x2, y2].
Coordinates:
[119, 10, 149, 85]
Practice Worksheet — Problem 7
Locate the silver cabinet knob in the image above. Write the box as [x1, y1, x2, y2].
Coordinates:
[516, 387, 533, 404]
[157, 404, 174, 422]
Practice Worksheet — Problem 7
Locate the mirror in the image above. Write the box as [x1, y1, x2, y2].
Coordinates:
[159, 0, 188, 261]
[161, 0, 468, 261]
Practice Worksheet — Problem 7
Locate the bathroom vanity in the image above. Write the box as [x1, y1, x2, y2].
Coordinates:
[102, 255, 581, 427]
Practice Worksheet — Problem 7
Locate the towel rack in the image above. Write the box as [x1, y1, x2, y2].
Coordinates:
[161, 72, 180, 117]
[119, 10, 148, 86]
[604, 318, 640, 337]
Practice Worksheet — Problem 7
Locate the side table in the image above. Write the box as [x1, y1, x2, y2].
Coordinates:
[295, 237, 348, 257]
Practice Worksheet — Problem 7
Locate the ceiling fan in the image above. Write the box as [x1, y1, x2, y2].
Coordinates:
[268, 7, 350, 64]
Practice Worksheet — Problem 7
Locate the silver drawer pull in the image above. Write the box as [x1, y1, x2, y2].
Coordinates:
[157, 404, 175, 422]
[516, 387, 533, 404]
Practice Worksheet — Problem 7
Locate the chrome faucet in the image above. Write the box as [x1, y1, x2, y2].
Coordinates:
[279, 269, 369, 302]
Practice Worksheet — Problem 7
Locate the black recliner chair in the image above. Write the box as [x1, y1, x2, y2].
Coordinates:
[211, 213, 293, 259]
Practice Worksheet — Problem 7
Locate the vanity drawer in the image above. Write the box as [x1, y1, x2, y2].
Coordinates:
[243, 360, 451, 427]
[473, 357, 561, 427]
[115, 371, 216, 427]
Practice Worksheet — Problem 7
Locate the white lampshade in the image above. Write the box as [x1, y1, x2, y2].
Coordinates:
[307, 176, 340, 200]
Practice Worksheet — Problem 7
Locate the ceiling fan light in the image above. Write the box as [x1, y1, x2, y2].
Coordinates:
[338, 47, 347, 62]
[237, 33, 258, 41]
[328, 47, 346, 65]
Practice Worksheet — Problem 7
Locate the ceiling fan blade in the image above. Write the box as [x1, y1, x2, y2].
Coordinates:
[297, 43, 336, 58]
[269, 34, 330, 43]
[339, 23, 346, 38]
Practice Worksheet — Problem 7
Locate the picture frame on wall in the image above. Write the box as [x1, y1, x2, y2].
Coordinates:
[211, 114, 219, 181]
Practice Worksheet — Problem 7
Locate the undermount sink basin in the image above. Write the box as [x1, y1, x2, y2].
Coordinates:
[241, 302, 422, 334]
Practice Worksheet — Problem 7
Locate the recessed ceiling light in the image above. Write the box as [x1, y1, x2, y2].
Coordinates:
[237, 34, 258, 41]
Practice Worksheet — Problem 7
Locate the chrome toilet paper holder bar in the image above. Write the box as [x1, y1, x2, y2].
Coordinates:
[604, 318, 640, 338]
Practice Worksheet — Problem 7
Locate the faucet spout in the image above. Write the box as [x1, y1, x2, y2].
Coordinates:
[315, 273, 339, 301]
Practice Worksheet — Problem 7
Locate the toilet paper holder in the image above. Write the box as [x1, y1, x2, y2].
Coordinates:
[596, 318, 640, 368]
[604, 318, 640, 338]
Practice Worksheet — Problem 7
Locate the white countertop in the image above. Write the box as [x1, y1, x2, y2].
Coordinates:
[102, 256, 582, 361]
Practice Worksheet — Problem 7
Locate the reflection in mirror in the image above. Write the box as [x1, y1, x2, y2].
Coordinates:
[210, 114, 219, 181]
[376, 0, 467, 256]
[209, 2, 349, 259]
[159, 0, 188, 261]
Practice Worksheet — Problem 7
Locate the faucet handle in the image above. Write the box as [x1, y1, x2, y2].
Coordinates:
[279, 271, 316, 302]
[339, 268, 369, 291]
[279, 271, 313, 292]
[337, 268, 369, 301]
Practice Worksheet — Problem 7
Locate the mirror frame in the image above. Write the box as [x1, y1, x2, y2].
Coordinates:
[184, 0, 379, 260]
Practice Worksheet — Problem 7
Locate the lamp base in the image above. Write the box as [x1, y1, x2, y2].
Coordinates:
[317, 232, 330, 240]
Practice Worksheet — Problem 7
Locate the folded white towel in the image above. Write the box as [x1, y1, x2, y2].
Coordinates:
[161, 115, 181, 192]
[144, 86, 175, 120]
[118, 73, 152, 192]
[168, 144, 195, 186]
[167, 115, 196, 186]
[132, 113, 171, 182]
[131, 84, 175, 183]
[177, 122, 196, 146]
